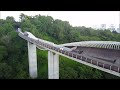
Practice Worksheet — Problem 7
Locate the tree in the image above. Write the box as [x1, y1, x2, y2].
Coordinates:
[6, 16, 15, 23]
[0, 46, 7, 62]
[0, 63, 13, 79]
[0, 13, 119, 79]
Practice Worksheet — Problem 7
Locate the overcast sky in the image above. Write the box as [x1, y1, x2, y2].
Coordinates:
[0, 11, 119, 29]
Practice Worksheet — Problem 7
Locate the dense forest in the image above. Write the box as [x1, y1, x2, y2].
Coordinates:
[0, 13, 120, 79]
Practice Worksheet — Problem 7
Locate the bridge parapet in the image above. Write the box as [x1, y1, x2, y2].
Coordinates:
[60, 41, 120, 50]
[18, 30, 120, 78]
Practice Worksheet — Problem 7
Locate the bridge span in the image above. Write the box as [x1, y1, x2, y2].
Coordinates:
[18, 29, 120, 79]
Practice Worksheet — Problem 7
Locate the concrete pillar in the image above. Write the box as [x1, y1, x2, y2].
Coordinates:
[28, 42, 37, 79]
[48, 51, 59, 79]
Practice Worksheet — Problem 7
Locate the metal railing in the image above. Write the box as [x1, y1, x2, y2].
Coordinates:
[19, 33, 120, 75]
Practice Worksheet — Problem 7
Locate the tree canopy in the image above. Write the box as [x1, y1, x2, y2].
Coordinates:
[0, 13, 120, 79]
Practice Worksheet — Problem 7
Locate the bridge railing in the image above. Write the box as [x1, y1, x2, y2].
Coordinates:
[19, 32, 120, 76]
[36, 38, 120, 73]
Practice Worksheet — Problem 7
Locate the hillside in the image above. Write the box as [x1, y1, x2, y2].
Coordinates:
[0, 13, 120, 79]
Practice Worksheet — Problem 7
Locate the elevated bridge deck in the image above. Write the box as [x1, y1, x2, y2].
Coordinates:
[18, 31, 120, 77]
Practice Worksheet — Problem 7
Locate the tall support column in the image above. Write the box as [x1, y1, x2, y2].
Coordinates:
[28, 42, 37, 79]
[48, 51, 59, 79]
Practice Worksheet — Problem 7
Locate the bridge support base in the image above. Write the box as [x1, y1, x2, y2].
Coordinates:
[48, 51, 59, 79]
[28, 42, 37, 79]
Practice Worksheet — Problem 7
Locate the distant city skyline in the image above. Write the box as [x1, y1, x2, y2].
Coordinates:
[92, 24, 119, 30]
[0, 11, 119, 29]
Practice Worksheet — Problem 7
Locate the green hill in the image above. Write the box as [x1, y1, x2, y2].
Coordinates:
[0, 13, 120, 79]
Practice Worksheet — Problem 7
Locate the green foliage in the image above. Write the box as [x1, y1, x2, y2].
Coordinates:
[0, 13, 120, 79]
[37, 50, 48, 79]
[0, 63, 13, 79]
[59, 56, 103, 79]
[0, 46, 7, 62]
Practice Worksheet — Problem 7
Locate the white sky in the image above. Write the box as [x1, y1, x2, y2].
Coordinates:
[0, 11, 119, 29]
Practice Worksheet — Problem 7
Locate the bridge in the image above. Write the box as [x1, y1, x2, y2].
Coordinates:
[17, 28, 120, 79]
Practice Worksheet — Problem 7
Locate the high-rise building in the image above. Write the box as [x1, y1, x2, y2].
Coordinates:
[109, 24, 115, 31]
[117, 28, 120, 33]
[118, 11, 120, 33]
[100, 24, 106, 30]
[119, 24, 120, 29]
[92, 25, 98, 30]
[117, 24, 120, 33]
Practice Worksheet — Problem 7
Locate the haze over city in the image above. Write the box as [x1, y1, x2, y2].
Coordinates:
[0, 11, 119, 29]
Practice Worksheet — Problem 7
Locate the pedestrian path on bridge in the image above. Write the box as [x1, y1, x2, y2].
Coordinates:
[18, 29, 120, 79]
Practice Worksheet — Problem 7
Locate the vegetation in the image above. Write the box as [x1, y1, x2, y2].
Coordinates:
[0, 13, 120, 79]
